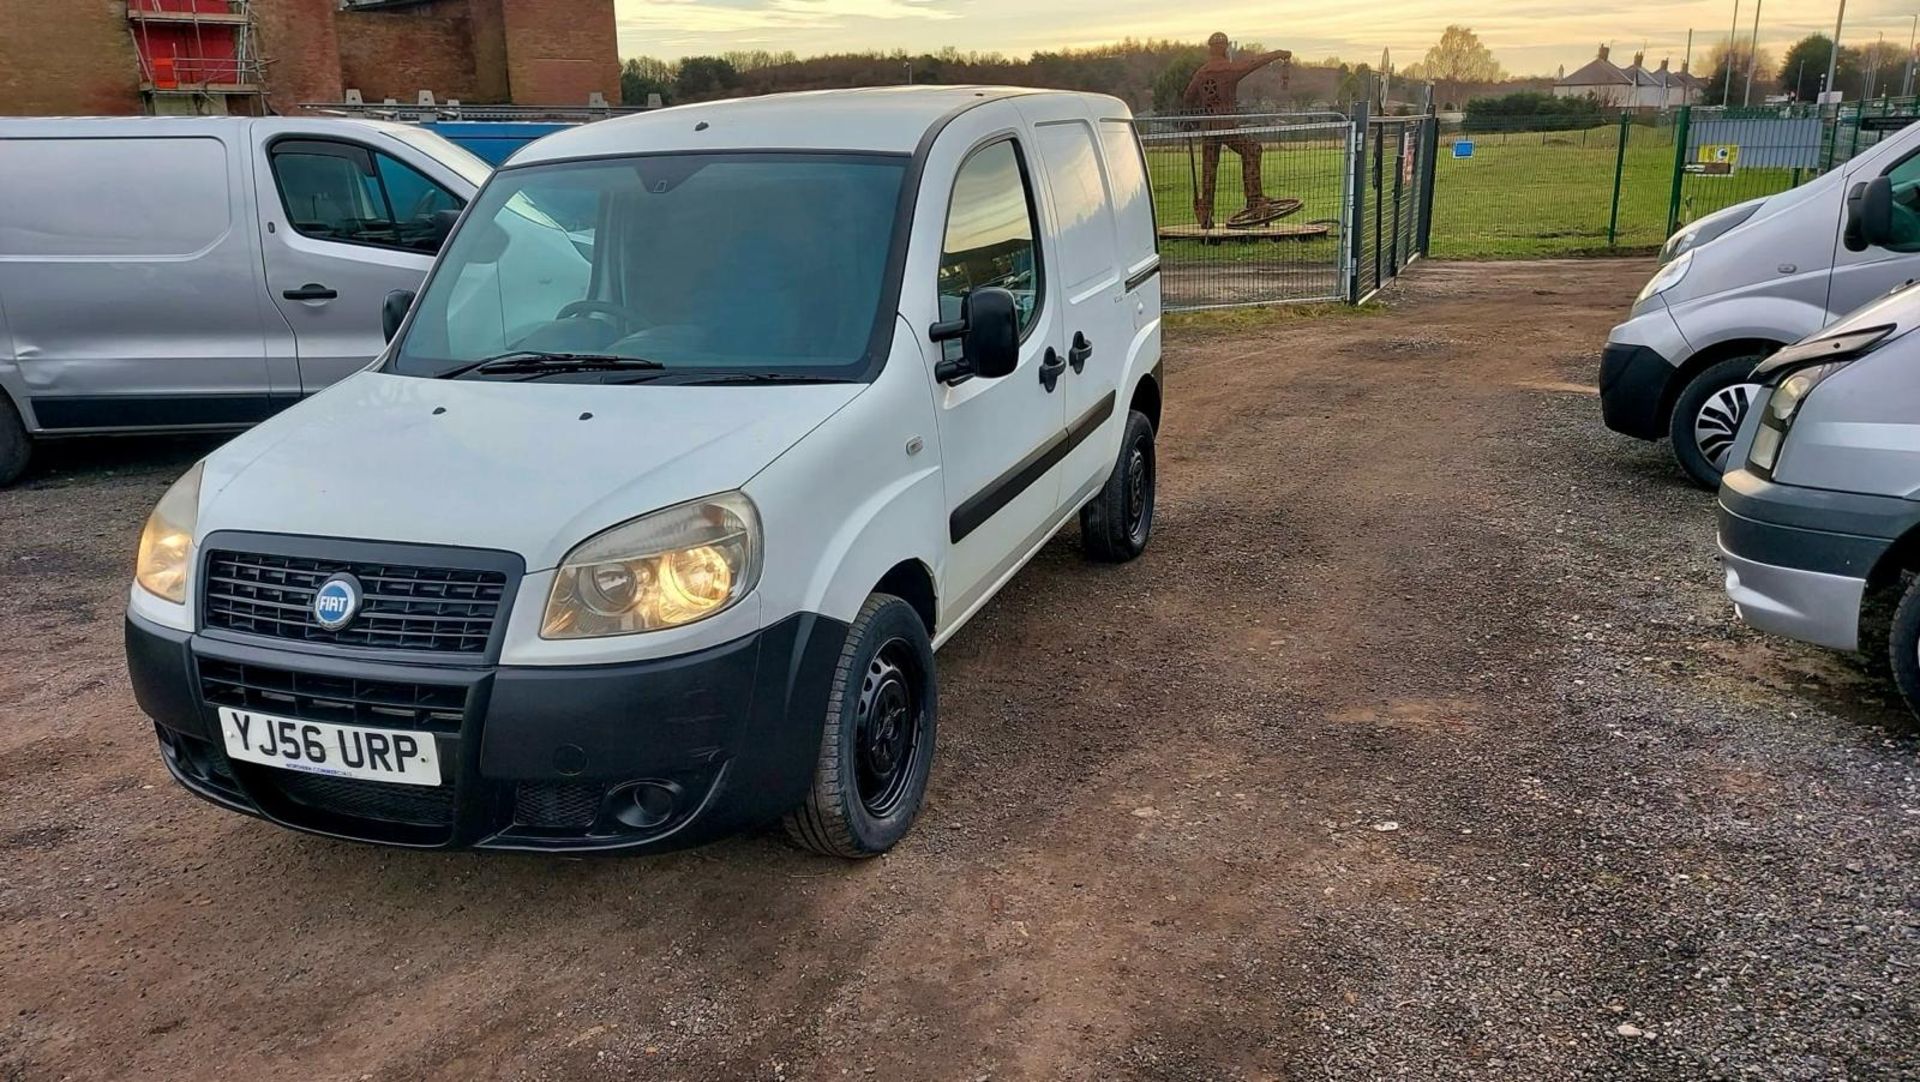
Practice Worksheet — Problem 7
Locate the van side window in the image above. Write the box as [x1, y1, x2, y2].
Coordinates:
[939, 140, 1042, 360]
[1884, 153, 1920, 252]
[269, 140, 463, 254]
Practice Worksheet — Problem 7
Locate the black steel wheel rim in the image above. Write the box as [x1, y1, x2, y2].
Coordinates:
[854, 640, 923, 818]
[1125, 437, 1153, 542]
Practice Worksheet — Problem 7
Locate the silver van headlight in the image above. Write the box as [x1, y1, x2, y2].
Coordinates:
[1748, 363, 1849, 477]
[540, 492, 761, 639]
[1635, 250, 1693, 307]
[135, 461, 203, 604]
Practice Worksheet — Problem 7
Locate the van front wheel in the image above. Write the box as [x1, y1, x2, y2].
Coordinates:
[784, 593, 938, 858]
[0, 396, 29, 488]
[1888, 576, 1920, 723]
[1669, 355, 1764, 490]
[1080, 409, 1155, 562]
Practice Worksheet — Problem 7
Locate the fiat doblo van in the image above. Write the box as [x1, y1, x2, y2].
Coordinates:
[1601, 116, 1920, 489]
[0, 117, 490, 486]
[1717, 280, 1920, 717]
[124, 87, 1165, 858]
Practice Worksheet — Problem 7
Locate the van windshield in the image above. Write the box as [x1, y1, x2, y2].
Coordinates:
[390, 152, 908, 382]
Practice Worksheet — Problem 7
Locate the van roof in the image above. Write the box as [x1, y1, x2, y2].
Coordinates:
[510, 86, 1121, 165]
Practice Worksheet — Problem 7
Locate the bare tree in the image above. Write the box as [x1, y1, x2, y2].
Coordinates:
[1407, 25, 1506, 104]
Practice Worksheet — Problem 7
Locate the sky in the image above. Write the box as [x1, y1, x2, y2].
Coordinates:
[615, 0, 1920, 77]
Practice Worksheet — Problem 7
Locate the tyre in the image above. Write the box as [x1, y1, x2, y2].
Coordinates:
[1889, 576, 1920, 721]
[1080, 408, 1156, 562]
[0, 395, 28, 488]
[784, 593, 938, 858]
[1669, 355, 1764, 490]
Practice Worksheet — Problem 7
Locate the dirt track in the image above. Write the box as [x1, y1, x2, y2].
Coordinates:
[2, 260, 1916, 1081]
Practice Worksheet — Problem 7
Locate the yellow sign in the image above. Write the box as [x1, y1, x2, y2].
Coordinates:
[1695, 144, 1740, 175]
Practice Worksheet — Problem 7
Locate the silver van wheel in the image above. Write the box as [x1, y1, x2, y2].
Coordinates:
[1693, 382, 1760, 471]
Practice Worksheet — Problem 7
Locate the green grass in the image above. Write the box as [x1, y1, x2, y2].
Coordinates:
[1141, 125, 1812, 264]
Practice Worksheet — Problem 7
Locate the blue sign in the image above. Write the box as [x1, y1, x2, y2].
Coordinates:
[312, 573, 363, 631]
[1452, 140, 1475, 159]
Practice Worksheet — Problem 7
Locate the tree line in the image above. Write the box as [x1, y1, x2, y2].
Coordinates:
[621, 28, 1544, 115]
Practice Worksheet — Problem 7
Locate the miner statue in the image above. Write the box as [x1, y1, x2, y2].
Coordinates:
[1183, 32, 1296, 229]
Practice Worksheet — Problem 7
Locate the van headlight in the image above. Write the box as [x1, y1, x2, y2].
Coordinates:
[1636, 249, 1693, 305]
[1748, 363, 1848, 478]
[1660, 201, 1760, 263]
[135, 461, 203, 604]
[541, 492, 761, 639]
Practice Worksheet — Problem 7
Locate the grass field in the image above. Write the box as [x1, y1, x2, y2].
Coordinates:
[1141, 124, 1811, 276]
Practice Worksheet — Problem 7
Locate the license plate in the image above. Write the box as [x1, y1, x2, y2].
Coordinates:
[217, 707, 442, 787]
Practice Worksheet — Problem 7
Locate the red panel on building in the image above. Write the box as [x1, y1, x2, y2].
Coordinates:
[129, 0, 245, 87]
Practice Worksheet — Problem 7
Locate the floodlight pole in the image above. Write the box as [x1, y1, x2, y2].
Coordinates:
[1724, 0, 1741, 104]
[1743, 0, 1763, 105]
[1822, 0, 1847, 109]
[1904, 14, 1917, 97]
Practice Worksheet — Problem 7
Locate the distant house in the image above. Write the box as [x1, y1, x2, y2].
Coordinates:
[1554, 45, 1703, 108]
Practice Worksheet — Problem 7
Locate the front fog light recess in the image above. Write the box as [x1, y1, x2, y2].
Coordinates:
[136, 461, 204, 604]
[542, 492, 760, 639]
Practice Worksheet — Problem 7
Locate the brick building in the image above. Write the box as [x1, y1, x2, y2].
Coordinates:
[0, 0, 620, 116]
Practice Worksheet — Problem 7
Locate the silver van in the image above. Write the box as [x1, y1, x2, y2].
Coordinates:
[1717, 280, 1920, 716]
[0, 117, 489, 484]
[1602, 117, 1920, 488]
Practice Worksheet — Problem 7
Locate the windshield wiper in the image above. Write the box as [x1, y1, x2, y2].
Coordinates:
[435, 350, 666, 380]
[661, 372, 847, 386]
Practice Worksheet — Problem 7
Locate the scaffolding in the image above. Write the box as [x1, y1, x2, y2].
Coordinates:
[126, 0, 268, 114]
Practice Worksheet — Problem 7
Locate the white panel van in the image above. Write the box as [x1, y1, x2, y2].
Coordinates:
[123, 87, 1164, 859]
[0, 117, 488, 484]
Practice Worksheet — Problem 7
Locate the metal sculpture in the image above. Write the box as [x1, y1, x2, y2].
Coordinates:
[1183, 32, 1298, 229]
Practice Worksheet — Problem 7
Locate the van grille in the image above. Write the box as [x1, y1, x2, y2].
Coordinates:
[273, 771, 456, 827]
[198, 659, 469, 732]
[202, 550, 505, 654]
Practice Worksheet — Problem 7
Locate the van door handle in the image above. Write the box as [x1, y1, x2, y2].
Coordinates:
[1039, 348, 1066, 392]
[1068, 332, 1093, 374]
[283, 284, 337, 301]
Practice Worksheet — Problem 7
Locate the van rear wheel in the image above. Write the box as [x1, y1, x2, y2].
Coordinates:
[1669, 355, 1764, 490]
[0, 396, 29, 488]
[783, 593, 937, 858]
[1081, 409, 1155, 562]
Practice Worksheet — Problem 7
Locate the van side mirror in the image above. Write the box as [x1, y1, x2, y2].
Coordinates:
[1846, 177, 1895, 251]
[383, 288, 416, 343]
[429, 208, 461, 249]
[929, 287, 1020, 383]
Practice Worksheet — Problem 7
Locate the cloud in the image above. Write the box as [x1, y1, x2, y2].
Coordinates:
[618, 0, 957, 55]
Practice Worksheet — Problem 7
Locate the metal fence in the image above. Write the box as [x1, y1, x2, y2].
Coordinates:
[1430, 112, 1678, 258]
[1414, 97, 1920, 260]
[1136, 109, 1436, 310]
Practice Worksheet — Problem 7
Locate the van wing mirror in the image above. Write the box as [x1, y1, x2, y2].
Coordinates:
[429, 208, 461, 249]
[1846, 177, 1895, 251]
[929, 287, 1020, 383]
[383, 288, 416, 343]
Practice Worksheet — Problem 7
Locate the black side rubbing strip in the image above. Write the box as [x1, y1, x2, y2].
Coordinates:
[1125, 257, 1161, 292]
[33, 394, 285, 431]
[949, 390, 1118, 544]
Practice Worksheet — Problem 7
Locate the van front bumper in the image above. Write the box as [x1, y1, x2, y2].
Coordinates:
[1601, 303, 1690, 440]
[1599, 342, 1677, 440]
[1717, 468, 1919, 652]
[126, 611, 846, 853]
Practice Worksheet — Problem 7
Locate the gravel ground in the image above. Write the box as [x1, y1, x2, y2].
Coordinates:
[1, 259, 1916, 1081]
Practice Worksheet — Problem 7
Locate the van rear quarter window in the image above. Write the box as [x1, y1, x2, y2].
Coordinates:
[0, 137, 230, 258]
